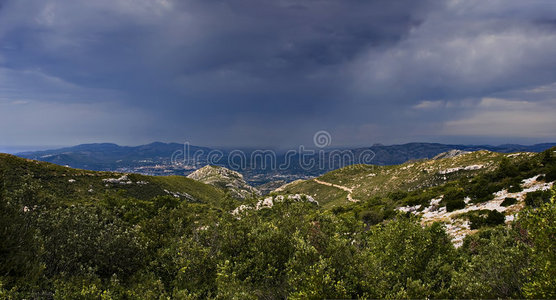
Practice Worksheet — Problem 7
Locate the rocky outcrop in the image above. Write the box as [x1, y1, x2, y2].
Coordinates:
[433, 149, 470, 160]
[188, 165, 260, 199]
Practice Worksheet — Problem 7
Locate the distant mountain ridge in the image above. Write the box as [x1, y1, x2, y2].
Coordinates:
[17, 142, 213, 164]
[14, 142, 556, 184]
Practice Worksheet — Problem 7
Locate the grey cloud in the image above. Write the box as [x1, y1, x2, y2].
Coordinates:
[0, 0, 555, 146]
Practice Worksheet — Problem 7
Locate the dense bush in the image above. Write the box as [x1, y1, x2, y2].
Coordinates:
[545, 164, 556, 182]
[37, 205, 147, 279]
[517, 200, 556, 298]
[466, 176, 497, 203]
[525, 190, 552, 207]
[452, 229, 529, 298]
[357, 219, 456, 299]
[541, 149, 556, 181]
[469, 210, 506, 229]
[501, 197, 517, 207]
[360, 209, 384, 225]
[444, 187, 466, 212]
[507, 177, 524, 193]
[494, 158, 520, 180]
[446, 198, 466, 211]
[2, 190, 555, 298]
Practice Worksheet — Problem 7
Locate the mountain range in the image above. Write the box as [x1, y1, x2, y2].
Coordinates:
[15, 142, 556, 185]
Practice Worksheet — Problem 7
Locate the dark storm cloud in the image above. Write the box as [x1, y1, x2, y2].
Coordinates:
[0, 0, 555, 147]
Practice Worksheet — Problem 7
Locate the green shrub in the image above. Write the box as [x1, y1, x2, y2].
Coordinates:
[545, 165, 556, 182]
[501, 197, 517, 207]
[451, 229, 528, 298]
[37, 205, 146, 279]
[389, 191, 408, 201]
[525, 190, 552, 207]
[469, 210, 506, 229]
[444, 187, 466, 212]
[518, 199, 556, 298]
[486, 210, 506, 225]
[357, 218, 455, 299]
[360, 209, 384, 225]
[506, 178, 523, 193]
[541, 149, 554, 166]
[446, 199, 466, 212]
[467, 176, 496, 203]
[443, 187, 464, 201]
[494, 158, 519, 180]
[0, 182, 42, 291]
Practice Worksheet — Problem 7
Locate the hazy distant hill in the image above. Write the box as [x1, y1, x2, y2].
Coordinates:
[348, 142, 556, 165]
[16, 142, 213, 170]
[14, 142, 556, 184]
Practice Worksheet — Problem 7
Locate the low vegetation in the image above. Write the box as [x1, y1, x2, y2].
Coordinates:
[0, 149, 555, 298]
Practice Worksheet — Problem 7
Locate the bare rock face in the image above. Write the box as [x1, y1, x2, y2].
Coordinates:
[433, 149, 470, 160]
[187, 165, 260, 199]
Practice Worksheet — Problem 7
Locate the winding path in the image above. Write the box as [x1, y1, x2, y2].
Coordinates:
[313, 178, 359, 202]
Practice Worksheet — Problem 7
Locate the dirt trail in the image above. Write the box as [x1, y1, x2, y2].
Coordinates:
[313, 178, 359, 202]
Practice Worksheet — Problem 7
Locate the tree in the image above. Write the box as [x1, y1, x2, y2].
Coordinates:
[356, 217, 456, 298]
[518, 195, 556, 298]
[452, 229, 528, 298]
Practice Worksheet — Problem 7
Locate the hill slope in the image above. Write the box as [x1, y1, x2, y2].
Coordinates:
[271, 148, 556, 246]
[0, 153, 227, 206]
[277, 150, 521, 207]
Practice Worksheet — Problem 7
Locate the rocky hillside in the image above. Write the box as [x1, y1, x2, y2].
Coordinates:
[271, 148, 556, 247]
[275, 150, 532, 207]
[398, 174, 553, 247]
[187, 165, 260, 199]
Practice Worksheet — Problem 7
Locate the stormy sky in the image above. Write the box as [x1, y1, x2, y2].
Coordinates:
[1, 0, 556, 148]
